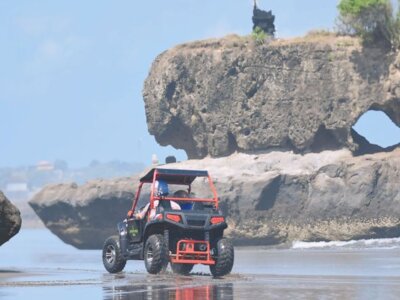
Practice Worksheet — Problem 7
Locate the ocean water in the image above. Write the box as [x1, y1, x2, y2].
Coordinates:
[1, 229, 400, 299]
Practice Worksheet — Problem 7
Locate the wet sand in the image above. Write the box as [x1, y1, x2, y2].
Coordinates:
[1, 268, 400, 300]
[1, 229, 400, 299]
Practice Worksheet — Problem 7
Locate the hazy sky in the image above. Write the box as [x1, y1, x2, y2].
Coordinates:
[1, 0, 399, 168]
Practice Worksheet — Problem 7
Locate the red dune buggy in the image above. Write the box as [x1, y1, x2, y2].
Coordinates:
[102, 168, 234, 277]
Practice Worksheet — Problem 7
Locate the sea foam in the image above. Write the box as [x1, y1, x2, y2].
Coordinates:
[292, 237, 400, 250]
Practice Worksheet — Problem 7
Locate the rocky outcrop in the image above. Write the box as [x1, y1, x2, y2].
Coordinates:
[29, 35, 400, 248]
[30, 149, 400, 248]
[0, 191, 22, 246]
[143, 35, 400, 159]
[29, 178, 140, 249]
[178, 149, 400, 244]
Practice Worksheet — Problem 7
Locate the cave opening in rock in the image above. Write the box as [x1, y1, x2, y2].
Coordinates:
[352, 110, 400, 155]
[310, 125, 344, 153]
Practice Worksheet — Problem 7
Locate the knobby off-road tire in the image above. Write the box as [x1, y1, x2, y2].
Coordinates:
[102, 236, 127, 273]
[171, 263, 194, 275]
[144, 234, 169, 274]
[210, 238, 234, 277]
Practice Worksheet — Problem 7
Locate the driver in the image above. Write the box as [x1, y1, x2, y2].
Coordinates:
[127, 179, 180, 220]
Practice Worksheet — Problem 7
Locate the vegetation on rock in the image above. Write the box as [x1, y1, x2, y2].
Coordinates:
[337, 0, 400, 49]
[251, 26, 268, 44]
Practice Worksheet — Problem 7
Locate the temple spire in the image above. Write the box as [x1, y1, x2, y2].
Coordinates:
[252, 0, 276, 36]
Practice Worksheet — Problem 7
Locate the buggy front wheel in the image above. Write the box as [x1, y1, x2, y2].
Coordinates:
[102, 236, 126, 273]
[210, 238, 234, 277]
[144, 234, 169, 274]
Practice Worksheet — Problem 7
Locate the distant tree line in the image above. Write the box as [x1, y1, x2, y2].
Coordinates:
[0, 160, 145, 191]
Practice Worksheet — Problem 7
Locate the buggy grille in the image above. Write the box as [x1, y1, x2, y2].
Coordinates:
[187, 219, 206, 227]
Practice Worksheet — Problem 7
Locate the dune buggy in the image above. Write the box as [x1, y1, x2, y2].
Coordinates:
[102, 168, 234, 277]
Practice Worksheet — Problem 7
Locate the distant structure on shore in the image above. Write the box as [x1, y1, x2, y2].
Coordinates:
[252, 0, 275, 36]
[36, 160, 54, 171]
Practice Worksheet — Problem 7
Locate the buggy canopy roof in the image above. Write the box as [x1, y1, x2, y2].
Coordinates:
[140, 168, 209, 185]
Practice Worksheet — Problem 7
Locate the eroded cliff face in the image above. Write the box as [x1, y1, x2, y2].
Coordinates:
[0, 191, 21, 246]
[143, 35, 400, 158]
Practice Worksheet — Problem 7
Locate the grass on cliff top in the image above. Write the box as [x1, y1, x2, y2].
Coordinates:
[175, 32, 360, 51]
[176, 34, 253, 50]
[271, 30, 361, 48]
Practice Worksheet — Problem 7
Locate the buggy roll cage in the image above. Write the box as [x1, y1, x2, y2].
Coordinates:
[130, 168, 219, 212]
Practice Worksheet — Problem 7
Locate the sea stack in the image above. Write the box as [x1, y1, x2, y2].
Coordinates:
[0, 191, 22, 246]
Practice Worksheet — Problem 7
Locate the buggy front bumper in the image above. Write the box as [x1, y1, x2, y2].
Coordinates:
[170, 240, 215, 265]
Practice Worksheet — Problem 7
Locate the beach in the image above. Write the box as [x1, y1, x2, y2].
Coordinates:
[1, 229, 400, 299]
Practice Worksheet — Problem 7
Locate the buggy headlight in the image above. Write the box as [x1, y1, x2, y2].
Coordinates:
[210, 216, 225, 224]
[166, 214, 182, 223]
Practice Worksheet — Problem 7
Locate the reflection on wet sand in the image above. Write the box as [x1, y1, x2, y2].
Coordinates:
[101, 272, 400, 300]
[103, 277, 234, 300]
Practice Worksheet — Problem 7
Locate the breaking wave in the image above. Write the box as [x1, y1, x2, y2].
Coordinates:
[292, 237, 400, 250]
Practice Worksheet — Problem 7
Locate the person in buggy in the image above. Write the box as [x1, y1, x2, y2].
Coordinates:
[127, 179, 191, 220]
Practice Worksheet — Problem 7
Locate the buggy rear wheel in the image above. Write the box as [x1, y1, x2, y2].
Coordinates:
[210, 238, 234, 277]
[144, 234, 169, 274]
[171, 263, 194, 275]
[102, 236, 126, 273]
